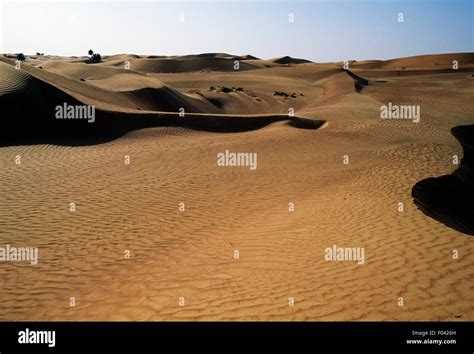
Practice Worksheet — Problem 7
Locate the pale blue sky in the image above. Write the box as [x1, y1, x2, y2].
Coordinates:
[1, 0, 472, 61]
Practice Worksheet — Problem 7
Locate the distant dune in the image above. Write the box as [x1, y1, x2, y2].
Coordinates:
[352, 52, 474, 69]
[272, 56, 312, 64]
[124, 57, 262, 73]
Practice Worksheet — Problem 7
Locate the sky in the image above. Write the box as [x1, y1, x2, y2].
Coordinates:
[0, 0, 472, 62]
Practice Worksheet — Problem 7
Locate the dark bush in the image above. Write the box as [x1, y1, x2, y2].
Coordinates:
[218, 86, 232, 93]
[91, 53, 102, 62]
[87, 50, 102, 63]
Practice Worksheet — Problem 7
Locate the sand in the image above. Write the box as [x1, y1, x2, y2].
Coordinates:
[0, 52, 473, 320]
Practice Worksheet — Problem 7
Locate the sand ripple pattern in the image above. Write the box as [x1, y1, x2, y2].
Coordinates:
[0, 53, 473, 321]
[0, 62, 32, 95]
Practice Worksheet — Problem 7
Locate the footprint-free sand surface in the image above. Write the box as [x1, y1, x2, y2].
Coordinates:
[0, 53, 473, 320]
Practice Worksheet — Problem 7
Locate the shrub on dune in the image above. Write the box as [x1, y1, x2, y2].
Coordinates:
[218, 86, 232, 93]
[87, 49, 102, 63]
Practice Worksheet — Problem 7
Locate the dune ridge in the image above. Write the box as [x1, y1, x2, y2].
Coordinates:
[0, 59, 325, 146]
[352, 53, 474, 69]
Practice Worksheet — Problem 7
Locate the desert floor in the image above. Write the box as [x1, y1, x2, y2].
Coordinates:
[0, 53, 473, 320]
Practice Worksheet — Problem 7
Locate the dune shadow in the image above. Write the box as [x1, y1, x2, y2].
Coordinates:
[343, 69, 369, 93]
[412, 124, 474, 236]
[0, 101, 325, 147]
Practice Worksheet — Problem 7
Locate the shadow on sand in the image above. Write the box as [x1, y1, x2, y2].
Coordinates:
[0, 91, 325, 147]
[412, 125, 474, 236]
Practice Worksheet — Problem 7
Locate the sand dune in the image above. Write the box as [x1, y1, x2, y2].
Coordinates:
[0, 58, 324, 144]
[0, 61, 91, 142]
[37, 60, 146, 81]
[0, 62, 32, 94]
[272, 56, 312, 65]
[413, 125, 474, 235]
[123, 57, 263, 73]
[1, 57, 213, 113]
[353, 53, 474, 69]
[0, 52, 473, 321]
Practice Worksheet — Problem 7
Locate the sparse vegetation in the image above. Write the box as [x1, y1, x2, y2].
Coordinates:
[273, 91, 303, 98]
[217, 86, 232, 93]
[273, 91, 289, 97]
[211, 86, 244, 93]
[16, 53, 26, 61]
